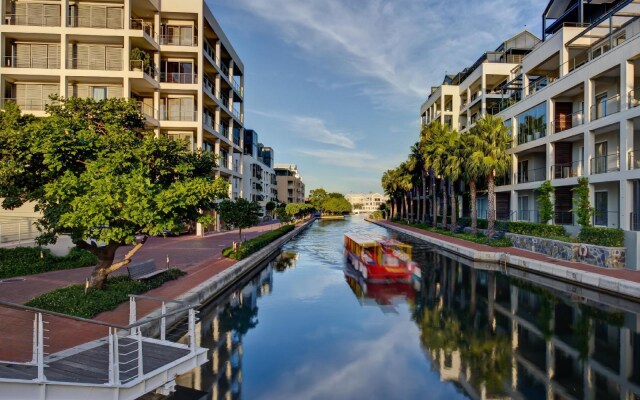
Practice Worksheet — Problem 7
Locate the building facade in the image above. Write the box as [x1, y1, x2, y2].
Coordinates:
[344, 193, 388, 215]
[0, 0, 247, 233]
[242, 129, 277, 217]
[420, 0, 640, 268]
[274, 164, 305, 204]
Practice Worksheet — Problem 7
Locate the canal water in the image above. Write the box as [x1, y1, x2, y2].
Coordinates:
[172, 216, 640, 400]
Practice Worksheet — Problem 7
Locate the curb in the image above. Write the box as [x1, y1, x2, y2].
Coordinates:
[370, 220, 640, 301]
[139, 218, 316, 336]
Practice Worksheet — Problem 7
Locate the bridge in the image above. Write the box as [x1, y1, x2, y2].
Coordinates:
[0, 295, 208, 400]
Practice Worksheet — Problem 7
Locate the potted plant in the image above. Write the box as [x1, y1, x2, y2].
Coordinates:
[130, 48, 145, 71]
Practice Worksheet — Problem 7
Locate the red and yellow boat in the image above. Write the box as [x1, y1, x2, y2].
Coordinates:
[344, 233, 417, 283]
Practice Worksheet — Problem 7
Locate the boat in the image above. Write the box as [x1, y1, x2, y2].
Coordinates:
[343, 268, 415, 313]
[343, 233, 419, 283]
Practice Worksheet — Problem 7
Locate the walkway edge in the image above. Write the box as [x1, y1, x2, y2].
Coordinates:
[140, 219, 316, 335]
[371, 220, 640, 301]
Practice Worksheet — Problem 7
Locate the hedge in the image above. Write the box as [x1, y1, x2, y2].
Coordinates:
[222, 224, 295, 260]
[506, 221, 567, 238]
[26, 269, 186, 318]
[578, 227, 625, 247]
[0, 247, 98, 279]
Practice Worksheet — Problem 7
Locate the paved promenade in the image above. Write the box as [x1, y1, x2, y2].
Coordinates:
[379, 220, 640, 284]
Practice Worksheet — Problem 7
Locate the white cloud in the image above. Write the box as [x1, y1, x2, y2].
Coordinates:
[222, 0, 541, 108]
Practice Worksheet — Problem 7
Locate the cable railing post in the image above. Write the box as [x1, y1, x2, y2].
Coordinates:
[129, 296, 137, 335]
[113, 330, 120, 384]
[37, 312, 44, 382]
[137, 328, 144, 379]
[188, 308, 196, 353]
[108, 328, 115, 385]
[31, 313, 38, 363]
[160, 301, 166, 341]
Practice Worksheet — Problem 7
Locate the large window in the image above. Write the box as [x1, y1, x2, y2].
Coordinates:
[517, 102, 547, 145]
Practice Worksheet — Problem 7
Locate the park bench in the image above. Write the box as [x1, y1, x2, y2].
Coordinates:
[127, 259, 166, 280]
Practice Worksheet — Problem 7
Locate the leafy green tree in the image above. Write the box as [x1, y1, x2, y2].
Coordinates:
[219, 198, 261, 240]
[0, 97, 229, 288]
[308, 188, 328, 210]
[535, 180, 554, 224]
[274, 206, 292, 225]
[322, 196, 352, 215]
[470, 115, 512, 238]
[572, 177, 593, 227]
[265, 201, 276, 217]
[382, 168, 401, 219]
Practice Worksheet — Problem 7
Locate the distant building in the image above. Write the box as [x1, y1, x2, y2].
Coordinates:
[242, 130, 277, 216]
[274, 164, 305, 204]
[345, 193, 388, 215]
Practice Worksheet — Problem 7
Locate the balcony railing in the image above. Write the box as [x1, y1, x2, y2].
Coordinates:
[159, 35, 197, 47]
[130, 19, 156, 41]
[515, 210, 540, 223]
[629, 88, 640, 109]
[593, 211, 619, 228]
[159, 72, 197, 84]
[4, 55, 60, 69]
[68, 16, 123, 29]
[130, 60, 156, 79]
[232, 108, 240, 120]
[517, 128, 546, 145]
[631, 212, 640, 232]
[629, 149, 640, 170]
[590, 153, 620, 174]
[552, 161, 583, 179]
[137, 101, 155, 119]
[590, 94, 620, 121]
[517, 167, 546, 184]
[550, 110, 583, 134]
[1, 98, 48, 111]
[554, 211, 574, 225]
[527, 76, 556, 95]
[159, 109, 196, 122]
[4, 13, 60, 27]
[67, 56, 122, 71]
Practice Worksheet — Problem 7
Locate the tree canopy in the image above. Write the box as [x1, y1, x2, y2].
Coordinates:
[219, 198, 261, 240]
[307, 188, 351, 215]
[0, 97, 229, 288]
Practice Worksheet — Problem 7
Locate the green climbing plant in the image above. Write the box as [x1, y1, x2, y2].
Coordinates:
[572, 177, 594, 227]
[534, 180, 554, 224]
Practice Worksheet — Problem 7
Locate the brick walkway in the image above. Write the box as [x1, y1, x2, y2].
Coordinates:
[0, 221, 287, 360]
[381, 220, 640, 284]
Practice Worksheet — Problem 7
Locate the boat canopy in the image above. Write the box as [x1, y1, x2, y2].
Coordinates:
[344, 233, 383, 248]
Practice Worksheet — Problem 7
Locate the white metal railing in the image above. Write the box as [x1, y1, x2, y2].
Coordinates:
[4, 13, 60, 26]
[68, 56, 123, 71]
[0, 296, 199, 386]
[1, 98, 48, 111]
[0, 217, 39, 244]
[4, 55, 60, 69]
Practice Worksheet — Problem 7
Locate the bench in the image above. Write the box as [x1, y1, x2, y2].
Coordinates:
[127, 259, 166, 280]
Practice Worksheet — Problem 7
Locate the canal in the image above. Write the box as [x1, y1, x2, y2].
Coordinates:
[171, 217, 640, 400]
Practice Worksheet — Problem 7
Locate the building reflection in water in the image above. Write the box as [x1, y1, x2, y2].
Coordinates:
[174, 255, 281, 399]
[413, 249, 640, 400]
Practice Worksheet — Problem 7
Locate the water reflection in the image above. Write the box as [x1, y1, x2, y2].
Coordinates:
[170, 218, 640, 400]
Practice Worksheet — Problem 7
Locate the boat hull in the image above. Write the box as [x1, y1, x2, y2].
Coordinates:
[345, 250, 411, 283]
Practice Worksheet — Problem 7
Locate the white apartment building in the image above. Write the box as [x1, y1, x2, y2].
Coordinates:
[420, 0, 640, 269]
[344, 193, 388, 215]
[0, 0, 245, 195]
[242, 129, 277, 217]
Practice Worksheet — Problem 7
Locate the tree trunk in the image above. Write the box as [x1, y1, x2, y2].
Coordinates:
[239, 227, 243, 241]
[403, 193, 409, 222]
[89, 244, 119, 289]
[431, 170, 437, 228]
[421, 171, 427, 223]
[487, 169, 496, 238]
[414, 188, 419, 223]
[470, 178, 478, 235]
[441, 178, 448, 229]
[450, 181, 457, 232]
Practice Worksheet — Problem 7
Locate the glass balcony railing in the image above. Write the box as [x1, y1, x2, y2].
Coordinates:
[628, 149, 640, 170]
[130, 60, 156, 79]
[130, 19, 156, 41]
[517, 167, 546, 184]
[551, 161, 583, 179]
[590, 94, 620, 121]
[137, 101, 156, 119]
[160, 72, 197, 84]
[550, 110, 584, 134]
[159, 35, 197, 47]
[590, 153, 620, 174]
[159, 109, 197, 122]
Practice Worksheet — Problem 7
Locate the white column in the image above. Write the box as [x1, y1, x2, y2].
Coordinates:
[214, 106, 221, 136]
[559, 41, 569, 77]
[585, 79, 593, 125]
[620, 180, 631, 231]
[621, 59, 634, 111]
[546, 142, 554, 182]
[480, 74, 487, 115]
[510, 190, 518, 220]
[523, 74, 530, 97]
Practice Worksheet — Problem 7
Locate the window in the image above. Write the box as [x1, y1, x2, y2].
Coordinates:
[518, 196, 529, 221]
[594, 142, 608, 174]
[91, 86, 107, 101]
[518, 160, 529, 183]
[595, 192, 608, 226]
[516, 102, 546, 144]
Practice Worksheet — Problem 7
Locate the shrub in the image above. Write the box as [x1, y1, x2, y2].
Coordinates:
[572, 177, 594, 227]
[578, 226, 624, 247]
[535, 181, 554, 224]
[0, 247, 98, 279]
[26, 269, 186, 318]
[507, 221, 567, 238]
[458, 217, 488, 229]
[222, 225, 295, 260]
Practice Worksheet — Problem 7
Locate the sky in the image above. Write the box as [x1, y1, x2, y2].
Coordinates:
[207, 0, 543, 194]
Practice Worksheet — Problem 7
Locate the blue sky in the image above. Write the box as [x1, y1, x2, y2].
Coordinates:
[208, 0, 543, 194]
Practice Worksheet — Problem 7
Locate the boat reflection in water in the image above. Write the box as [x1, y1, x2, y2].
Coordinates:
[343, 266, 415, 314]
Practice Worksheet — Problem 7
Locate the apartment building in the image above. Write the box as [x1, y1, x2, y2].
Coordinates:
[274, 164, 305, 204]
[242, 129, 277, 217]
[344, 193, 388, 215]
[420, 0, 640, 268]
[0, 0, 246, 233]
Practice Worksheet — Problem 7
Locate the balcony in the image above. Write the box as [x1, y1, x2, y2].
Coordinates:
[1, 97, 47, 111]
[67, 13, 123, 29]
[4, 54, 59, 69]
[552, 161, 583, 179]
[550, 110, 583, 134]
[590, 153, 620, 174]
[517, 167, 546, 184]
[68, 54, 122, 71]
[159, 35, 197, 47]
[628, 149, 640, 170]
[130, 60, 156, 79]
[130, 19, 156, 42]
[631, 212, 640, 232]
[629, 88, 640, 109]
[5, 12, 60, 27]
[160, 72, 197, 84]
[159, 109, 196, 122]
[527, 76, 556, 95]
[137, 101, 156, 120]
[590, 95, 620, 121]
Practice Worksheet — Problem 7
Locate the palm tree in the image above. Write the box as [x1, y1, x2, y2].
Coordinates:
[471, 115, 512, 238]
[423, 122, 451, 228]
[398, 162, 413, 221]
[420, 124, 436, 226]
[381, 168, 399, 220]
[408, 142, 426, 223]
[462, 132, 484, 234]
[443, 129, 463, 231]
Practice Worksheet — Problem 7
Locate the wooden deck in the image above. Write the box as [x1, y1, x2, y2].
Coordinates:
[0, 336, 191, 384]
